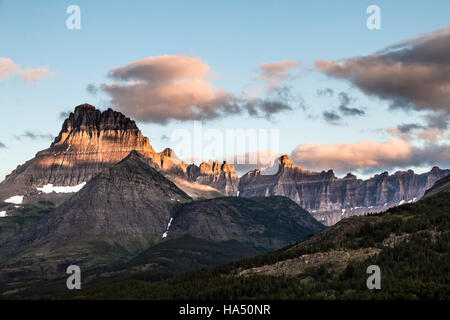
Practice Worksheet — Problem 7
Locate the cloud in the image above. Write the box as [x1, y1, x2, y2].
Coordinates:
[97, 55, 293, 124]
[19, 67, 52, 81]
[0, 57, 53, 83]
[387, 111, 449, 143]
[86, 83, 98, 95]
[161, 134, 169, 142]
[317, 87, 334, 97]
[59, 111, 71, 120]
[397, 123, 426, 133]
[0, 141, 6, 148]
[257, 60, 302, 90]
[315, 27, 450, 115]
[322, 110, 342, 125]
[338, 92, 365, 116]
[291, 139, 450, 174]
[0, 58, 19, 80]
[14, 131, 53, 141]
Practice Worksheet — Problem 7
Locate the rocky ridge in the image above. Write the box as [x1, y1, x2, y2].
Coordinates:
[239, 155, 450, 225]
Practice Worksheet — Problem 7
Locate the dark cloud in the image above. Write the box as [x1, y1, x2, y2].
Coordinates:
[0, 141, 6, 148]
[59, 111, 71, 120]
[322, 111, 342, 125]
[86, 83, 98, 95]
[317, 88, 334, 97]
[97, 55, 293, 124]
[316, 27, 450, 116]
[161, 134, 169, 142]
[338, 92, 365, 116]
[397, 123, 425, 133]
[425, 112, 448, 130]
[14, 131, 53, 141]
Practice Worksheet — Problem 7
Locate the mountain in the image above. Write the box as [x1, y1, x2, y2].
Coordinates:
[0, 151, 192, 277]
[61, 189, 450, 300]
[0, 104, 238, 205]
[168, 196, 325, 249]
[0, 151, 324, 286]
[186, 161, 239, 196]
[239, 155, 450, 225]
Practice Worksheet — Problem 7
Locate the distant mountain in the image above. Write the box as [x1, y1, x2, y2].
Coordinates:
[239, 155, 450, 225]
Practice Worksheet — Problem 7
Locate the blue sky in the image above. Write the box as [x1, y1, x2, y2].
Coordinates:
[1, 0, 449, 179]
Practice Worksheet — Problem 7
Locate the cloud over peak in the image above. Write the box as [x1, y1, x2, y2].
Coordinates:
[95, 55, 294, 124]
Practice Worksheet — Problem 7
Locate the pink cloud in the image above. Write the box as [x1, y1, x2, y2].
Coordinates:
[258, 60, 302, 89]
[0, 58, 19, 80]
[0, 57, 53, 83]
[291, 139, 450, 174]
[97, 55, 292, 123]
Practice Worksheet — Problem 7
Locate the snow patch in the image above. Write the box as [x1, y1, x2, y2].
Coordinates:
[4, 195, 24, 204]
[0, 211, 7, 217]
[162, 217, 174, 239]
[341, 209, 346, 216]
[37, 182, 86, 194]
[383, 202, 387, 207]
[398, 200, 405, 205]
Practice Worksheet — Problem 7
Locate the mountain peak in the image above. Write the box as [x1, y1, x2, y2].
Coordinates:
[53, 104, 141, 146]
[278, 155, 293, 166]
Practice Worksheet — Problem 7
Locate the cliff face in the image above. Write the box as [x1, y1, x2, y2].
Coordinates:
[239, 155, 450, 225]
[0, 104, 238, 200]
[186, 161, 239, 196]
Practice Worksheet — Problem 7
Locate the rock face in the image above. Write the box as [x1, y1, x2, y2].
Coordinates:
[239, 155, 450, 225]
[186, 161, 239, 196]
[0, 151, 192, 273]
[0, 104, 238, 200]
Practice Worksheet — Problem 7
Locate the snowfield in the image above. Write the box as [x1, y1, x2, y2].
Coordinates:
[37, 182, 87, 194]
[4, 195, 24, 204]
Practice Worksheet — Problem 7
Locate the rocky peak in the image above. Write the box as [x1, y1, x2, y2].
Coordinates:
[161, 148, 175, 158]
[53, 104, 140, 146]
[278, 155, 293, 167]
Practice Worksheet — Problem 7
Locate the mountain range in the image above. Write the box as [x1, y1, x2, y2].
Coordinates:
[1, 104, 447, 226]
[0, 150, 323, 286]
[0, 103, 448, 298]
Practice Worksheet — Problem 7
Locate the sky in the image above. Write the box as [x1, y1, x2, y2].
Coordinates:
[0, 0, 449, 180]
